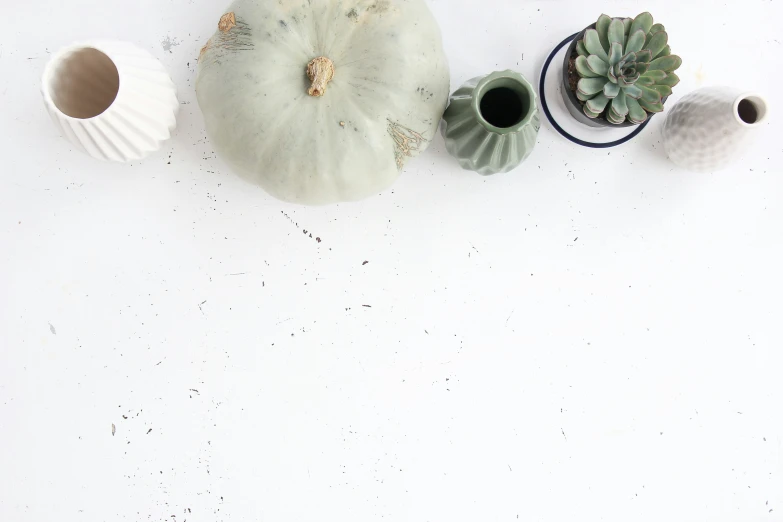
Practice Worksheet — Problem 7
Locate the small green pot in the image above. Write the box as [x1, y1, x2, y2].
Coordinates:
[441, 70, 540, 175]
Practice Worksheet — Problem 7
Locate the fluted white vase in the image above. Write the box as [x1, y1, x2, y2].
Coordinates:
[42, 41, 178, 162]
[662, 87, 768, 172]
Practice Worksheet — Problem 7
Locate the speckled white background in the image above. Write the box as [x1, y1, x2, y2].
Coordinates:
[1, 1, 782, 521]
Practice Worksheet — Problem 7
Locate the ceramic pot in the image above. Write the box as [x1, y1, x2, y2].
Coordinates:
[42, 41, 178, 162]
[662, 87, 768, 171]
[561, 24, 665, 129]
[441, 70, 539, 175]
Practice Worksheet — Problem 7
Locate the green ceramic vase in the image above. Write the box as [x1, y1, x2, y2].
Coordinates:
[441, 70, 540, 175]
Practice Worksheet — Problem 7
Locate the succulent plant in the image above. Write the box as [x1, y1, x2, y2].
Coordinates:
[575, 12, 682, 124]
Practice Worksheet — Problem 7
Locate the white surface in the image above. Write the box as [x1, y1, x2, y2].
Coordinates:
[1, 1, 781, 521]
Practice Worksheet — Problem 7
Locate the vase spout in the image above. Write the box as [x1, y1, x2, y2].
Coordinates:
[734, 93, 768, 127]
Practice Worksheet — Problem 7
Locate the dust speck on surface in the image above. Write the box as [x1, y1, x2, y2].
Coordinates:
[111, 423, 116, 436]
[161, 36, 181, 52]
[48, 322, 56, 335]
[362, 260, 369, 265]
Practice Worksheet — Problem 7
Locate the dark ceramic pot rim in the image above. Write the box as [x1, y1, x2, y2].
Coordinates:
[561, 23, 664, 129]
[540, 33, 653, 148]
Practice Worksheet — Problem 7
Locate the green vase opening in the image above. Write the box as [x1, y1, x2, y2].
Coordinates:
[476, 76, 536, 133]
[442, 70, 540, 175]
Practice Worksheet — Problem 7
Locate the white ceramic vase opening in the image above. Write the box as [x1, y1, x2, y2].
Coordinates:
[47, 47, 120, 119]
[42, 41, 179, 162]
[734, 94, 768, 126]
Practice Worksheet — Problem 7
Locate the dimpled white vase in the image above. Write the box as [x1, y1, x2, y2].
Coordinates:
[662, 87, 768, 172]
[42, 41, 178, 162]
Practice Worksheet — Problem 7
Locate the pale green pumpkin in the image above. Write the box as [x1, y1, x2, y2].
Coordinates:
[196, 0, 450, 205]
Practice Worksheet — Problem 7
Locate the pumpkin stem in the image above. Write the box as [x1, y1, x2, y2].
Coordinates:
[218, 12, 236, 32]
[307, 57, 335, 97]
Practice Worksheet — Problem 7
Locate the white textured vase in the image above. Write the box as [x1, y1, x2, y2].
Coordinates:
[662, 87, 768, 172]
[42, 41, 178, 162]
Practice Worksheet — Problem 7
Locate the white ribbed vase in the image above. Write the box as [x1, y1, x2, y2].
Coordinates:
[42, 41, 178, 162]
[662, 87, 768, 172]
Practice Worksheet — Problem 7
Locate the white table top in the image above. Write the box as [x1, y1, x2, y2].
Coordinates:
[1, 1, 781, 521]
